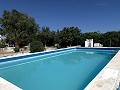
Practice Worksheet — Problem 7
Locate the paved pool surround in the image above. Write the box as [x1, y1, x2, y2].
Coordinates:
[0, 47, 119, 90]
[0, 77, 22, 90]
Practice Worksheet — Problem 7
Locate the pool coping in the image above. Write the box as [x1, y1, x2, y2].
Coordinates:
[0, 77, 22, 90]
[0, 46, 119, 60]
[85, 50, 120, 90]
[0, 47, 76, 60]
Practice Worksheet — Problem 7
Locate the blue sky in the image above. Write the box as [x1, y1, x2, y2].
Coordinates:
[0, 0, 120, 32]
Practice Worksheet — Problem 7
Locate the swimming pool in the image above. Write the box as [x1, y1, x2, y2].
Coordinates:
[0, 48, 118, 90]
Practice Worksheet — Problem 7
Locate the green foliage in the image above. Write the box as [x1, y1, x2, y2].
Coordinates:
[0, 39, 7, 48]
[102, 31, 120, 47]
[0, 44, 6, 48]
[58, 27, 81, 47]
[30, 40, 44, 53]
[80, 31, 120, 47]
[38, 27, 55, 46]
[14, 47, 19, 52]
[81, 32, 102, 46]
[0, 9, 39, 48]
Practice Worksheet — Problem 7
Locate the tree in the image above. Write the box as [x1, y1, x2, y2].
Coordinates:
[102, 31, 120, 47]
[58, 27, 81, 47]
[0, 9, 39, 48]
[81, 32, 102, 46]
[38, 27, 55, 46]
[54, 30, 60, 44]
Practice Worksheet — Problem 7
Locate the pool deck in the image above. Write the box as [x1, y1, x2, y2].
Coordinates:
[85, 50, 120, 90]
[0, 77, 22, 90]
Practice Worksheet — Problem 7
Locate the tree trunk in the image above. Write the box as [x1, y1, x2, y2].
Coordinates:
[45, 41, 46, 47]
[15, 42, 19, 48]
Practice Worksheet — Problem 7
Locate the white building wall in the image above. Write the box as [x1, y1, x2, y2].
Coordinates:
[85, 41, 88, 47]
[85, 39, 93, 47]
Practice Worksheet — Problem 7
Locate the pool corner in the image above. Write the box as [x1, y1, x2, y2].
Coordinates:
[85, 50, 120, 90]
[0, 77, 22, 90]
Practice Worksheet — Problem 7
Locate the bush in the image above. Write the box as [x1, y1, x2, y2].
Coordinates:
[0, 44, 6, 48]
[14, 47, 19, 52]
[30, 40, 44, 53]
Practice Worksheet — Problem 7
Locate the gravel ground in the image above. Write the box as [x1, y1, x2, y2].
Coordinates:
[0, 47, 57, 58]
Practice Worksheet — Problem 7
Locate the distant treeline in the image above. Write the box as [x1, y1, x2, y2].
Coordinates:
[0, 9, 120, 48]
[37, 27, 120, 47]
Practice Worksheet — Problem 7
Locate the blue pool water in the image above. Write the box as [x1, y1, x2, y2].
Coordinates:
[0, 48, 117, 90]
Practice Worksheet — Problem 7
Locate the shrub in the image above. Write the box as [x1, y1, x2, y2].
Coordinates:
[14, 47, 19, 52]
[0, 44, 6, 48]
[30, 40, 44, 53]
